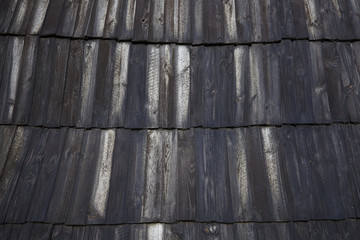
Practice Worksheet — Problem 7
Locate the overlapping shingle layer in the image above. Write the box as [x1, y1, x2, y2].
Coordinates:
[1, 0, 360, 43]
[1, 0, 360, 239]
[1, 124, 360, 226]
[1, 36, 360, 128]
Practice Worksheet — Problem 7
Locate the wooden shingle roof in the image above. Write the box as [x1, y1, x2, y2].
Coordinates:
[1, 0, 360, 239]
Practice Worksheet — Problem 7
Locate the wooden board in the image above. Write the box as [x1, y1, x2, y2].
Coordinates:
[292, 41, 315, 124]
[337, 43, 360, 122]
[0, 126, 16, 178]
[189, 46, 205, 127]
[87, 0, 110, 37]
[56, 0, 81, 37]
[46, 128, 84, 223]
[40, 0, 66, 35]
[4, 128, 49, 223]
[28, 223, 53, 240]
[26, 0, 51, 35]
[7, 0, 35, 34]
[73, 0, 95, 38]
[124, 44, 147, 128]
[132, 0, 151, 42]
[26, 128, 68, 222]
[280, 126, 310, 220]
[124, 130, 147, 222]
[213, 130, 233, 222]
[0, 0, 19, 33]
[44, 38, 70, 127]
[12, 36, 39, 125]
[87, 129, 116, 224]
[60, 40, 84, 127]
[66, 129, 101, 225]
[76, 40, 99, 128]
[177, 129, 196, 220]
[0, 37, 25, 124]
[308, 42, 331, 123]
[115, 0, 136, 40]
[226, 128, 253, 221]
[195, 129, 216, 221]
[246, 127, 272, 221]
[107, 42, 131, 128]
[102, 0, 122, 38]
[91, 40, 115, 128]
[233, 45, 250, 126]
[0, 127, 32, 223]
[29, 38, 55, 126]
[0, 37, 9, 88]
[106, 129, 132, 224]
[51, 225, 73, 240]
[263, 44, 282, 124]
[321, 42, 347, 121]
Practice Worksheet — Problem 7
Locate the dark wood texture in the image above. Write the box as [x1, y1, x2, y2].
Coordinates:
[73, 0, 95, 38]
[132, 0, 151, 42]
[60, 40, 84, 127]
[177, 129, 196, 221]
[106, 129, 132, 224]
[0, 37, 9, 93]
[0, 37, 25, 124]
[0, 126, 16, 178]
[66, 130, 101, 225]
[40, 0, 66, 35]
[1, 1, 360, 238]
[0, 127, 32, 223]
[4, 128, 49, 223]
[44, 38, 70, 127]
[7, 0, 35, 35]
[26, 128, 68, 222]
[29, 38, 55, 126]
[76, 40, 99, 128]
[124, 44, 147, 128]
[45, 129, 84, 223]
[51, 225, 73, 240]
[91, 40, 115, 128]
[12, 37, 39, 125]
[56, 0, 80, 37]
[0, 39, 360, 127]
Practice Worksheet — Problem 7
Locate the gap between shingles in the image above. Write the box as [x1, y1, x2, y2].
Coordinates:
[0, 217, 359, 227]
[0, 33, 359, 46]
[0, 122, 359, 131]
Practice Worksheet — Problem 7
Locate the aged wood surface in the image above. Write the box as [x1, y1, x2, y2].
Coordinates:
[0, 126, 358, 224]
[1, 0, 360, 238]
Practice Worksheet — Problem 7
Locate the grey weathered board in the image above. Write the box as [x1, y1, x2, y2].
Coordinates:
[0, 127, 32, 223]
[60, 40, 83, 127]
[45, 128, 84, 223]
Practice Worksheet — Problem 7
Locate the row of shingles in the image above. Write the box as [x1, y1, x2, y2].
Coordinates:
[191, 40, 360, 127]
[63, 125, 360, 223]
[0, 0, 275, 43]
[0, 36, 191, 129]
[1, 125, 360, 224]
[2, 0, 360, 43]
[2, 220, 360, 240]
[303, 0, 360, 40]
[1, 36, 360, 128]
[0, 126, 102, 225]
[122, 40, 359, 127]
